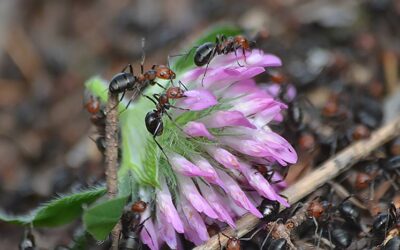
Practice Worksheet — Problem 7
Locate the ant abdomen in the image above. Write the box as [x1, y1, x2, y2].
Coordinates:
[109, 72, 136, 94]
[194, 42, 215, 66]
[145, 111, 163, 136]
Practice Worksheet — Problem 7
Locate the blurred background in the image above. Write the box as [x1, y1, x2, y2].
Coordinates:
[0, 0, 399, 248]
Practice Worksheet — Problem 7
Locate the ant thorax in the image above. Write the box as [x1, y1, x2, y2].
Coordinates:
[144, 70, 157, 81]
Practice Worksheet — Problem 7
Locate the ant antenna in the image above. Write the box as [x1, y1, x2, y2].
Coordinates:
[141, 37, 146, 74]
[167, 55, 175, 87]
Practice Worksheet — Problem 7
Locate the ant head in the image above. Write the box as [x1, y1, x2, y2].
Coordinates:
[131, 200, 147, 213]
[355, 172, 372, 189]
[85, 95, 100, 114]
[226, 237, 240, 250]
[249, 40, 256, 49]
[156, 66, 176, 80]
[166, 87, 185, 99]
[307, 200, 325, 219]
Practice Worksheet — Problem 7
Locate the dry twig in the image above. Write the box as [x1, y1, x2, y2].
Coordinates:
[105, 91, 120, 249]
[195, 116, 400, 250]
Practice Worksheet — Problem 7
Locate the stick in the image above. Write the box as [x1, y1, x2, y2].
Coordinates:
[195, 116, 400, 250]
[105, 91, 120, 249]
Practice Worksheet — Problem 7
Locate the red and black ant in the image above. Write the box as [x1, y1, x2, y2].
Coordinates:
[108, 39, 177, 109]
[144, 82, 188, 158]
[172, 34, 256, 86]
[119, 200, 150, 250]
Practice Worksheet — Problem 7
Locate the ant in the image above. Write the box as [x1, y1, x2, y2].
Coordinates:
[84, 95, 106, 135]
[144, 82, 188, 158]
[372, 203, 398, 238]
[119, 200, 150, 250]
[84, 94, 110, 156]
[173, 34, 255, 86]
[108, 38, 177, 109]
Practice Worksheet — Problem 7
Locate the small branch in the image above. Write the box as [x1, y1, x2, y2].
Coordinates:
[105, 87, 142, 249]
[105, 91, 120, 250]
[195, 116, 400, 250]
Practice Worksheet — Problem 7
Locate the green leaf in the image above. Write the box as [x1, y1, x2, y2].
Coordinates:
[0, 187, 106, 227]
[83, 196, 129, 241]
[85, 76, 161, 188]
[0, 212, 31, 226]
[172, 24, 242, 72]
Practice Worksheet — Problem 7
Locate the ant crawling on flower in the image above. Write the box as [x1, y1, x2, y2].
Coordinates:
[172, 34, 256, 86]
[108, 38, 177, 109]
[144, 81, 189, 158]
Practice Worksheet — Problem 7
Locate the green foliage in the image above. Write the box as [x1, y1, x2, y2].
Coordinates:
[0, 187, 106, 227]
[83, 196, 129, 241]
[172, 25, 242, 72]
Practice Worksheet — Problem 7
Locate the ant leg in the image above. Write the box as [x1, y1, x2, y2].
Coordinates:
[369, 179, 375, 200]
[265, 170, 274, 182]
[139, 216, 151, 227]
[217, 233, 222, 250]
[152, 94, 161, 101]
[260, 233, 269, 250]
[121, 64, 133, 73]
[271, 168, 289, 184]
[327, 228, 333, 249]
[119, 90, 126, 102]
[312, 217, 319, 245]
[153, 133, 169, 161]
[165, 111, 185, 130]
[166, 57, 175, 87]
[290, 202, 303, 216]
[316, 228, 323, 249]
[240, 227, 262, 241]
[178, 80, 188, 91]
[169, 104, 190, 111]
[384, 172, 399, 190]
[143, 94, 158, 106]
[169, 46, 199, 63]
[141, 38, 146, 74]
[200, 48, 218, 87]
[234, 48, 244, 67]
[109, 90, 127, 112]
[243, 47, 247, 64]
[262, 221, 279, 249]
[154, 81, 167, 90]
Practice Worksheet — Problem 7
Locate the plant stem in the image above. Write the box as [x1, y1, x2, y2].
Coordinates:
[194, 115, 400, 250]
[105, 91, 120, 250]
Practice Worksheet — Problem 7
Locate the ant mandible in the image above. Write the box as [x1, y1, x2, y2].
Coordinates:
[108, 38, 177, 109]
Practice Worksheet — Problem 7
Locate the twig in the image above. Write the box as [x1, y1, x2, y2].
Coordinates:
[195, 116, 400, 250]
[105, 91, 120, 250]
[105, 87, 143, 249]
